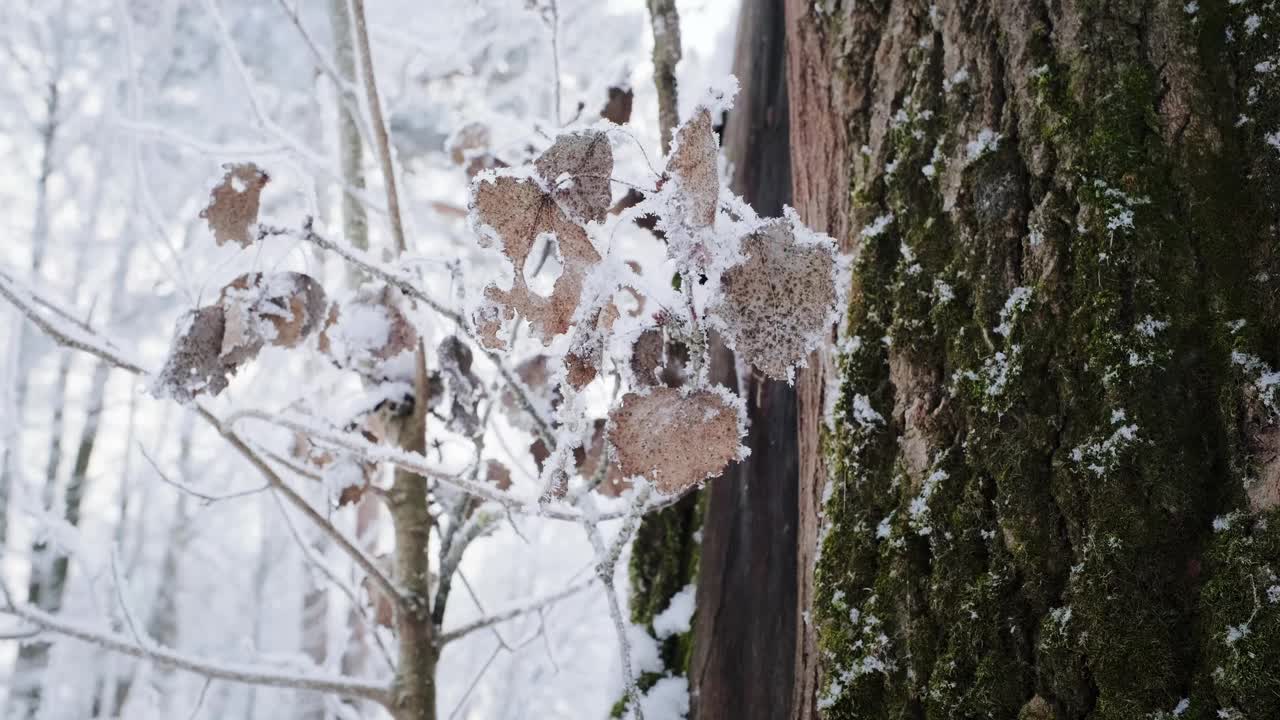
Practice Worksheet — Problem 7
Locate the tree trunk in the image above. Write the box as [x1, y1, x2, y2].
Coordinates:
[786, 1, 1280, 718]
[688, 0, 800, 719]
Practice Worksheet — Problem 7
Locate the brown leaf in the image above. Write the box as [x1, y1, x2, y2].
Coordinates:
[628, 328, 688, 388]
[220, 272, 328, 360]
[469, 175, 601, 348]
[502, 355, 561, 432]
[200, 163, 269, 248]
[448, 122, 491, 166]
[664, 109, 718, 232]
[600, 86, 634, 125]
[338, 482, 367, 507]
[485, 460, 513, 492]
[437, 336, 482, 436]
[362, 566, 396, 628]
[581, 419, 631, 497]
[608, 387, 743, 494]
[152, 306, 236, 402]
[535, 130, 614, 224]
[711, 216, 839, 381]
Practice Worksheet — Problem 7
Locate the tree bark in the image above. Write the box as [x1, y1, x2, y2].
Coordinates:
[786, 1, 1280, 718]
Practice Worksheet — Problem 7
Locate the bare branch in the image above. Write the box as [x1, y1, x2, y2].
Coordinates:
[0, 268, 146, 375]
[348, 0, 407, 254]
[140, 444, 269, 504]
[202, 407, 410, 613]
[268, 487, 397, 673]
[226, 408, 587, 521]
[438, 575, 595, 646]
[645, 0, 682, 154]
[260, 220, 559, 446]
[0, 594, 391, 703]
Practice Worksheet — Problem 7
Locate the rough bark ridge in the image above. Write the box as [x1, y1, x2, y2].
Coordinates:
[787, 1, 1280, 718]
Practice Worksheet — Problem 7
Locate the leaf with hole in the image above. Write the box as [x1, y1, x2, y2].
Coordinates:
[469, 173, 601, 348]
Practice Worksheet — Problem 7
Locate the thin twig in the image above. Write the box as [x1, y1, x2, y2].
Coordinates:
[140, 444, 269, 504]
[438, 575, 596, 646]
[348, 0, 407, 254]
[645, 0, 682, 154]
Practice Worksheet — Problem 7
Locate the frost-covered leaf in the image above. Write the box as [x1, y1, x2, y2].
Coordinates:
[447, 121, 503, 178]
[219, 272, 327, 363]
[608, 387, 744, 494]
[501, 355, 561, 431]
[469, 174, 601, 348]
[709, 213, 840, 381]
[319, 285, 418, 375]
[448, 122, 491, 165]
[151, 306, 235, 403]
[324, 456, 372, 507]
[664, 109, 718, 232]
[581, 419, 630, 497]
[535, 130, 613, 223]
[628, 328, 687, 388]
[436, 335, 482, 437]
[151, 272, 329, 402]
[200, 163, 269, 248]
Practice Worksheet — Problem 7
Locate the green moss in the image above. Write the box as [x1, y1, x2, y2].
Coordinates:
[817, 2, 1280, 718]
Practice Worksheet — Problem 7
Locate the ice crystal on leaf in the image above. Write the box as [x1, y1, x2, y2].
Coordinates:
[708, 210, 841, 382]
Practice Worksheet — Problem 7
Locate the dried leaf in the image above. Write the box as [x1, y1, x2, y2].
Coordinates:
[469, 175, 601, 348]
[151, 306, 235, 403]
[581, 419, 630, 497]
[600, 86, 634, 125]
[535, 130, 614, 224]
[501, 355, 561, 431]
[608, 387, 744, 494]
[362, 561, 396, 628]
[337, 480, 367, 507]
[628, 328, 688, 388]
[220, 272, 328, 362]
[448, 122, 491, 165]
[710, 215, 839, 381]
[664, 109, 718, 232]
[437, 336, 482, 437]
[200, 163, 269, 248]
[320, 285, 418, 374]
[485, 460, 513, 492]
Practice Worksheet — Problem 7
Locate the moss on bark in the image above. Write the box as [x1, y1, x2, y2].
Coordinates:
[805, 1, 1280, 718]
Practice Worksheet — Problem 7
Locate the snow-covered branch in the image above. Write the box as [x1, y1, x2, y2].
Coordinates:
[0, 591, 391, 704]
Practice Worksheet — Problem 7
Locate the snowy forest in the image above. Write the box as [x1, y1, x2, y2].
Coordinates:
[2, 1, 1279, 720]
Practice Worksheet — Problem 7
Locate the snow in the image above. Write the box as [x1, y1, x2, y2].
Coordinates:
[633, 676, 690, 720]
[860, 213, 895, 239]
[965, 128, 1001, 161]
[851, 393, 884, 427]
[652, 584, 696, 639]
